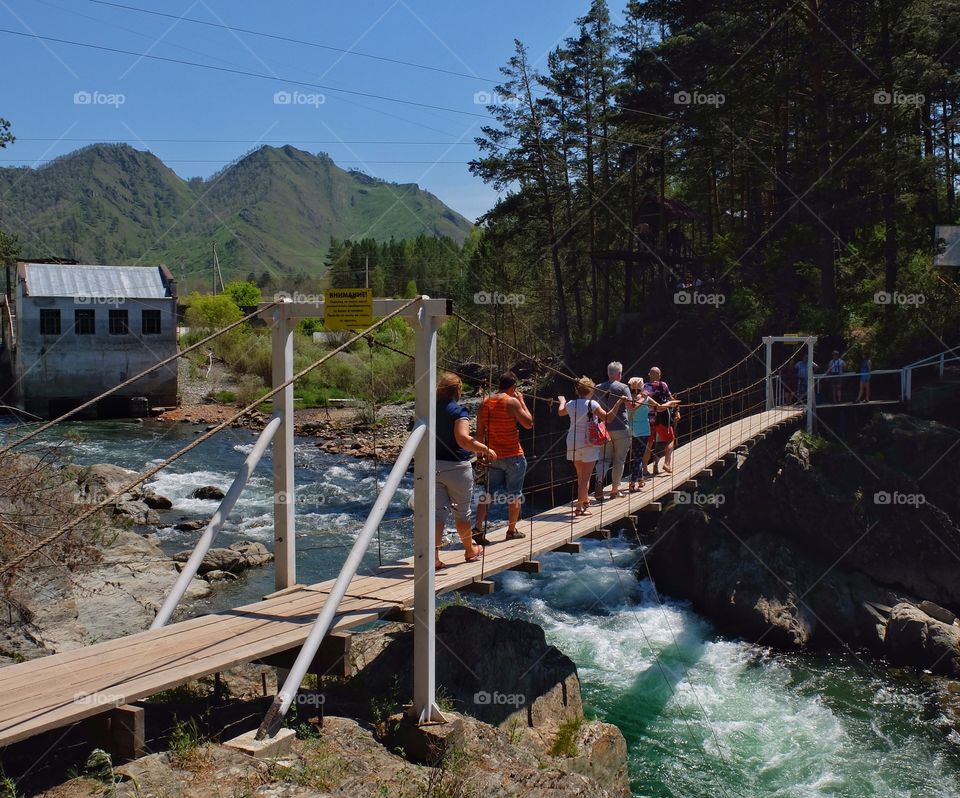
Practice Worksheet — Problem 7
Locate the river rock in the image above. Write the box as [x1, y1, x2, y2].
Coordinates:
[192, 485, 226, 501]
[174, 519, 207, 532]
[172, 541, 273, 575]
[74, 463, 141, 504]
[115, 499, 160, 526]
[884, 602, 960, 677]
[142, 490, 174, 510]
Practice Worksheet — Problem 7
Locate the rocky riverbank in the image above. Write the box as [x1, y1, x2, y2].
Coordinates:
[0, 460, 275, 664]
[8, 606, 630, 798]
[157, 402, 416, 460]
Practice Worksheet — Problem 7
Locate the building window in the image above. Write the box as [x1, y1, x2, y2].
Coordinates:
[39, 309, 61, 335]
[141, 309, 161, 335]
[109, 309, 129, 335]
[74, 309, 95, 335]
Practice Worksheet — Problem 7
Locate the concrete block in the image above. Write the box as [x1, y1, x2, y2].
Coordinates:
[223, 727, 296, 759]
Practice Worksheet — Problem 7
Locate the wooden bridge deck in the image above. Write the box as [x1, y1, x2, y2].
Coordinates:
[0, 407, 802, 747]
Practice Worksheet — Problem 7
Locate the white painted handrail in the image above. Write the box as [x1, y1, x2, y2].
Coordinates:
[256, 421, 426, 739]
[151, 414, 282, 629]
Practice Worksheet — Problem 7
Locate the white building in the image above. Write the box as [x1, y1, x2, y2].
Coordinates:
[14, 262, 178, 418]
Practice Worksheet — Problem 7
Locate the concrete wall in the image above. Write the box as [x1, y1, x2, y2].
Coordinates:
[14, 290, 178, 417]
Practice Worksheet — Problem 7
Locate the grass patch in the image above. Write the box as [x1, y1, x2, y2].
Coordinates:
[266, 740, 347, 792]
[549, 716, 583, 758]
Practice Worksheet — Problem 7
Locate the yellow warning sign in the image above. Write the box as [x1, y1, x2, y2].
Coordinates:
[324, 288, 374, 331]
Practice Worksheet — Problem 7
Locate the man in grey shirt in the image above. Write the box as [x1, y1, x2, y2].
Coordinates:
[594, 361, 633, 500]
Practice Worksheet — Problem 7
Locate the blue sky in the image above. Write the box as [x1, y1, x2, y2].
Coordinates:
[0, 0, 601, 222]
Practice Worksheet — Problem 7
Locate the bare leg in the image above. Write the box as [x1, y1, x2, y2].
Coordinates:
[506, 499, 521, 532]
[455, 518, 481, 560]
[435, 520, 446, 568]
[474, 498, 489, 530]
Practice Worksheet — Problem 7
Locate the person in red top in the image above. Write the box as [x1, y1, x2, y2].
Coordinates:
[474, 371, 534, 544]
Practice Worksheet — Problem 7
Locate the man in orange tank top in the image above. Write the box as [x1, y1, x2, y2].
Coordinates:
[473, 371, 534, 544]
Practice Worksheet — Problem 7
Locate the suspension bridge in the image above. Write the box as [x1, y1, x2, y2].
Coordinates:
[0, 296, 951, 754]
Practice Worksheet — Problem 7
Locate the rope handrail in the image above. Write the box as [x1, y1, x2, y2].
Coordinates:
[0, 297, 419, 579]
[0, 302, 278, 457]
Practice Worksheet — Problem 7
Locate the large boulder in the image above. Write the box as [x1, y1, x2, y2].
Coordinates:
[355, 605, 582, 732]
[733, 426, 960, 610]
[884, 602, 960, 677]
[73, 464, 173, 524]
[192, 485, 226, 501]
[645, 507, 895, 650]
[857, 413, 960, 522]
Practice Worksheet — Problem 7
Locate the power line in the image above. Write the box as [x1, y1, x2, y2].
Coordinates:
[0, 27, 488, 119]
[89, 0, 502, 85]
[16, 138, 476, 145]
[0, 158, 471, 165]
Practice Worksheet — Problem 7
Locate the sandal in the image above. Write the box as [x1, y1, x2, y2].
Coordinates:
[435, 561, 448, 571]
[471, 528, 493, 546]
[464, 544, 484, 563]
[661, 466, 673, 474]
[505, 530, 526, 540]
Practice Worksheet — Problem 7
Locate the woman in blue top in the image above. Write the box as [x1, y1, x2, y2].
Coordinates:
[434, 373, 497, 569]
[626, 377, 679, 491]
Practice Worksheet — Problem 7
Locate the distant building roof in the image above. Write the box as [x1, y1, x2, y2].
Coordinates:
[18, 263, 174, 298]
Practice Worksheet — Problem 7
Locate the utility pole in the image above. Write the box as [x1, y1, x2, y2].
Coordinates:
[365, 255, 369, 289]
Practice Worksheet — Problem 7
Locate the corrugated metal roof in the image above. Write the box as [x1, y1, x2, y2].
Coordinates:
[22, 263, 171, 298]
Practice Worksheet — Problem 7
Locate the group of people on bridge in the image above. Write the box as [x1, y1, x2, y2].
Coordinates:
[431, 362, 681, 567]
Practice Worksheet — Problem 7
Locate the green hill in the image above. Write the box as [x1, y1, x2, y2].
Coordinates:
[0, 143, 473, 286]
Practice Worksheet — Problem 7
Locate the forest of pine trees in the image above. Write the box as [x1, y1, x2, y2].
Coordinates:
[467, 0, 960, 361]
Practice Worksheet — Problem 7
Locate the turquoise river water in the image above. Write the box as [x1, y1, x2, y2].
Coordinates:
[22, 419, 960, 797]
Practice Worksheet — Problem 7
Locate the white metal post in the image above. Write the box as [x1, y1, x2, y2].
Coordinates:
[412, 303, 442, 724]
[272, 302, 296, 590]
[763, 337, 773, 410]
[806, 337, 815, 434]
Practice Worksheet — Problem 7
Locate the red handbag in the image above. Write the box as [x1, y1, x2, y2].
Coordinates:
[587, 405, 610, 446]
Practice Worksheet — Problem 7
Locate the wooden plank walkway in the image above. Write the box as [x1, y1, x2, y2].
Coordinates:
[0, 407, 802, 747]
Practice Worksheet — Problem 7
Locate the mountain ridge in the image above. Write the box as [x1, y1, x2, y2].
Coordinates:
[0, 143, 473, 287]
